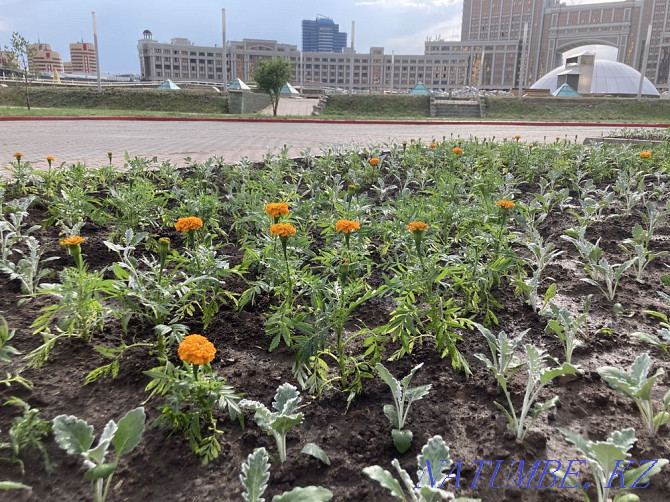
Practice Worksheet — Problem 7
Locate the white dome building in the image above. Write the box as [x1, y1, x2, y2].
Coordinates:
[531, 53, 659, 97]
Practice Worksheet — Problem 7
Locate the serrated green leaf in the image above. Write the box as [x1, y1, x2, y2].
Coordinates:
[112, 407, 146, 457]
[405, 384, 431, 404]
[241, 447, 270, 502]
[52, 415, 94, 455]
[272, 486, 333, 502]
[363, 466, 406, 500]
[540, 362, 579, 385]
[543, 283, 557, 304]
[376, 363, 402, 402]
[271, 414, 304, 436]
[84, 462, 117, 481]
[300, 442, 330, 465]
[622, 458, 668, 488]
[416, 435, 451, 481]
[590, 442, 631, 476]
[273, 383, 301, 414]
[531, 395, 559, 418]
[86, 419, 117, 464]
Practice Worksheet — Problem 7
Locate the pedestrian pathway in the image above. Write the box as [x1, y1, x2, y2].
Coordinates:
[0, 118, 643, 170]
[259, 96, 317, 116]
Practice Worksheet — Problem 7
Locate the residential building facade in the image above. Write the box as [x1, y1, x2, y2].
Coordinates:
[302, 16, 347, 53]
[28, 43, 64, 73]
[138, 30, 226, 82]
[138, 34, 515, 91]
[66, 42, 98, 74]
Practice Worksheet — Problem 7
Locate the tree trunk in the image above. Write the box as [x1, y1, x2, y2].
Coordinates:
[273, 97, 279, 116]
[23, 75, 30, 110]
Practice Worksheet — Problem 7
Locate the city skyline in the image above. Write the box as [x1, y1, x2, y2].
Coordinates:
[1, 0, 621, 75]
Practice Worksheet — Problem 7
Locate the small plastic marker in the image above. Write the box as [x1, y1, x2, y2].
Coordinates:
[583, 482, 589, 488]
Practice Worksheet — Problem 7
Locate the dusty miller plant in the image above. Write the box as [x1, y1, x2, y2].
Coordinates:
[52, 407, 146, 502]
[376, 362, 432, 453]
[476, 340, 579, 441]
[240, 447, 332, 502]
[558, 427, 668, 502]
[597, 353, 670, 437]
[363, 435, 479, 502]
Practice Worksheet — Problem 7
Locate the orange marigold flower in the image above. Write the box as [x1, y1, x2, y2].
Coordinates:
[513, 135, 521, 141]
[178, 334, 216, 365]
[175, 216, 203, 232]
[407, 221, 429, 233]
[369, 157, 380, 166]
[335, 220, 361, 234]
[59, 235, 85, 246]
[270, 222, 297, 238]
[639, 151, 652, 159]
[46, 155, 55, 162]
[13, 152, 22, 159]
[265, 202, 290, 219]
[452, 147, 464, 155]
[495, 200, 515, 210]
[429, 143, 437, 149]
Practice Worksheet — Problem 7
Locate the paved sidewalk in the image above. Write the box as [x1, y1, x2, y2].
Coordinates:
[259, 96, 317, 116]
[0, 118, 636, 170]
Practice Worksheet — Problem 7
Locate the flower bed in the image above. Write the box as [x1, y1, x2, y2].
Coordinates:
[1, 138, 670, 501]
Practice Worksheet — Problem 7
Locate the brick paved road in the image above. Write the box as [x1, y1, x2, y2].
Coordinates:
[1, 119, 627, 169]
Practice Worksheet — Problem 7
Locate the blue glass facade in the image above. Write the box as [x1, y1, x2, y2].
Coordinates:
[302, 16, 347, 53]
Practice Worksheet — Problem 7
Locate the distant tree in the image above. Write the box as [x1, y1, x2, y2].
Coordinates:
[3, 32, 35, 109]
[254, 58, 293, 116]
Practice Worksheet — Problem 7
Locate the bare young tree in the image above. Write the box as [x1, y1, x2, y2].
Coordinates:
[3, 32, 36, 109]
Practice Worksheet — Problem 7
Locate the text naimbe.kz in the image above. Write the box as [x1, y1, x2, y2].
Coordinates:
[416, 459, 662, 489]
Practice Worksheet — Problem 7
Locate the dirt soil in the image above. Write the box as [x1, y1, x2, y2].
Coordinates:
[1, 168, 670, 502]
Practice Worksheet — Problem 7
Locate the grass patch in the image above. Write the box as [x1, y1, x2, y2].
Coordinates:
[0, 85, 227, 114]
[484, 97, 670, 122]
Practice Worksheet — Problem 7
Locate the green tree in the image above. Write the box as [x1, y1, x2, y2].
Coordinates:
[254, 58, 293, 116]
[3, 32, 35, 110]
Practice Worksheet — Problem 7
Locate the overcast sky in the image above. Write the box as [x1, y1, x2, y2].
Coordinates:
[1, 0, 618, 74]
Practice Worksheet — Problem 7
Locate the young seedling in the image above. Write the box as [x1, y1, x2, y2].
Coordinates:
[376, 362, 432, 453]
[52, 407, 146, 502]
[543, 295, 591, 364]
[473, 323, 528, 377]
[476, 342, 579, 441]
[597, 353, 670, 437]
[558, 427, 668, 502]
[239, 383, 305, 464]
[363, 435, 478, 502]
[632, 327, 670, 358]
[581, 256, 635, 301]
[0, 397, 52, 475]
[240, 447, 332, 502]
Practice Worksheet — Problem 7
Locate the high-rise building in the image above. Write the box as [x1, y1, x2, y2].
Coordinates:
[66, 42, 98, 74]
[461, 0, 670, 89]
[28, 43, 64, 73]
[302, 16, 347, 53]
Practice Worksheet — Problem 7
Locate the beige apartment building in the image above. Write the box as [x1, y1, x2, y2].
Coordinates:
[64, 42, 98, 74]
[28, 43, 64, 73]
[138, 31, 510, 91]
